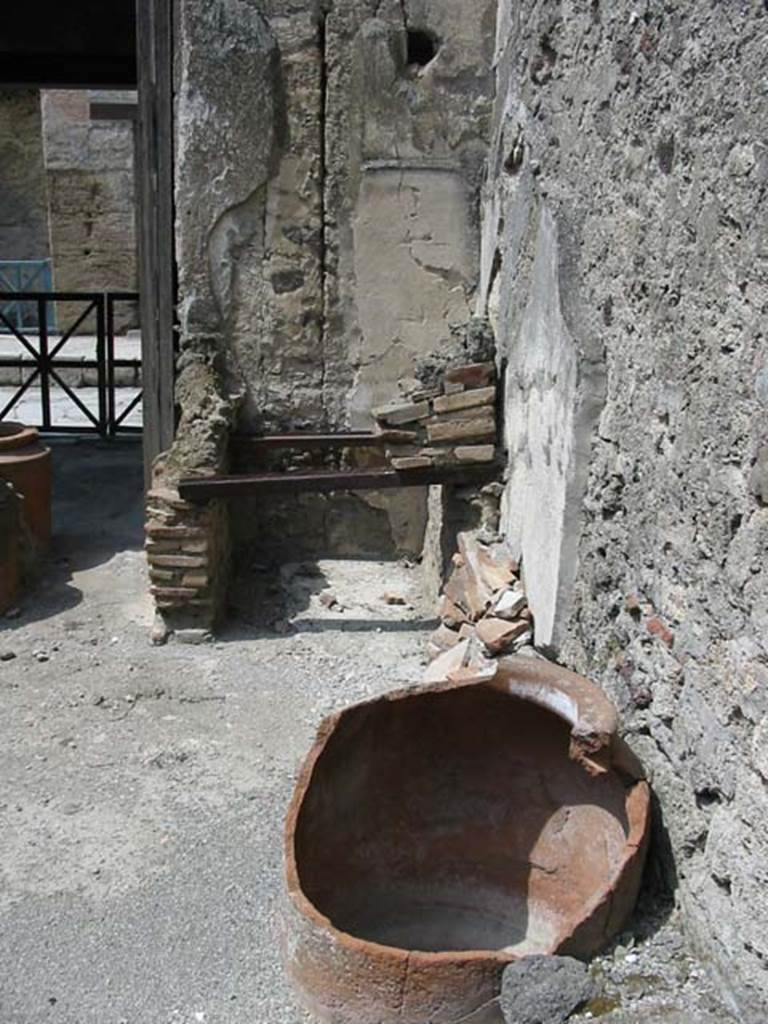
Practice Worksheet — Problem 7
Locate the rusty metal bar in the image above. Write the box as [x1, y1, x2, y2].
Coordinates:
[230, 430, 418, 452]
[179, 464, 496, 503]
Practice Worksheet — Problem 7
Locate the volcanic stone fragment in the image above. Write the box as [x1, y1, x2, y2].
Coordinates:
[500, 955, 597, 1024]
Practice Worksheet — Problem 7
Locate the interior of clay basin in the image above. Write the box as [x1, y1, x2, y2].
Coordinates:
[294, 685, 635, 956]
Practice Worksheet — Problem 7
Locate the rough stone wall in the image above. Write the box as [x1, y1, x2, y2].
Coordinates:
[171, 0, 499, 565]
[41, 90, 138, 331]
[482, 2, 768, 1019]
[213, 0, 498, 436]
[148, 0, 283, 637]
[0, 90, 50, 261]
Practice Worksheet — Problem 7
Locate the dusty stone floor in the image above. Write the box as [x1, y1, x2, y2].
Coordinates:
[0, 440, 735, 1024]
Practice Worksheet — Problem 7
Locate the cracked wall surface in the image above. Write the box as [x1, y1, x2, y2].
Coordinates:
[482, 2, 768, 1019]
[173, 0, 498, 562]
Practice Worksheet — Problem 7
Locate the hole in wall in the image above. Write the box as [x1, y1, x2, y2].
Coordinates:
[406, 28, 439, 69]
[712, 873, 732, 895]
[504, 131, 525, 174]
[695, 787, 722, 810]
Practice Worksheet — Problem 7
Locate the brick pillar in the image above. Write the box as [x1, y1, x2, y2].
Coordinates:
[145, 485, 229, 643]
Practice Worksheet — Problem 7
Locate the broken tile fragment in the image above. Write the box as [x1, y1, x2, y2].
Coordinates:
[476, 617, 530, 654]
[447, 660, 498, 684]
[423, 639, 470, 683]
[444, 362, 495, 388]
[372, 399, 431, 425]
[444, 563, 493, 622]
[439, 595, 468, 628]
[375, 428, 422, 444]
[391, 455, 434, 470]
[426, 623, 462, 660]
[492, 587, 527, 620]
[454, 444, 495, 463]
[512, 629, 534, 649]
[427, 414, 496, 444]
[433, 386, 496, 414]
[458, 532, 516, 596]
[418, 447, 458, 464]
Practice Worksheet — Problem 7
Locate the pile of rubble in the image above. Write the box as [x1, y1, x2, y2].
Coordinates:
[372, 361, 497, 469]
[425, 531, 533, 682]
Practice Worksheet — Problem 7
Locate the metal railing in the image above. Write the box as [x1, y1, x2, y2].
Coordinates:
[0, 291, 141, 436]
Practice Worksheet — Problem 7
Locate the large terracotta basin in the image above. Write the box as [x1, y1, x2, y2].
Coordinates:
[283, 656, 650, 1024]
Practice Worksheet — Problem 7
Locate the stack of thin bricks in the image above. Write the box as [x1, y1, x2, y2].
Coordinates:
[372, 361, 497, 470]
[424, 531, 533, 684]
[145, 488, 215, 614]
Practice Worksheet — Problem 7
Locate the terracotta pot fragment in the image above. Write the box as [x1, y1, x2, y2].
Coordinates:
[0, 483, 20, 614]
[0, 422, 52, 550]
[282, 656, 650, 1024]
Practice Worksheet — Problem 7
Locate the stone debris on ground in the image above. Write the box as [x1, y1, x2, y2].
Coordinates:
[425, 531, 533, 676]
[372, 360, 498, 470]
[500, 955, 597, 1024]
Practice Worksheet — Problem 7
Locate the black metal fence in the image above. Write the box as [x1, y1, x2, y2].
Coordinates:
[0, 291, 141, 436]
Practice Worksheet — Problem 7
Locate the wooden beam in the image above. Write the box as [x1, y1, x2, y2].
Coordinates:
[179, 465, 497, 503]
[136, 0, 176, 486]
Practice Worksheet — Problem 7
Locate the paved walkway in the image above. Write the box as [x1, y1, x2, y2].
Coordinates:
[0, 386, 142, 429]
[0, 439, 432, 1024]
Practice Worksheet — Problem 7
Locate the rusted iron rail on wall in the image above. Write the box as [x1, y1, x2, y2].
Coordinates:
[180, 432, 497, 502]
[0, 291, 141, 437]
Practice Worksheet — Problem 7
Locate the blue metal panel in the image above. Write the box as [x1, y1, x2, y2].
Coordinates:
[0, 260, 56, 332]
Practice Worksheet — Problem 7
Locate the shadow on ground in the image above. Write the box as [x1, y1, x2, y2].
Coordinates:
[2, 437, 144, 628]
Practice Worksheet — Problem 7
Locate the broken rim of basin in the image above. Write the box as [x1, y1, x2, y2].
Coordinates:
[282, 655, 651, 1024]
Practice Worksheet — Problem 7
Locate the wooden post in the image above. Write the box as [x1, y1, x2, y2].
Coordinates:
[136, 0, 175, 487]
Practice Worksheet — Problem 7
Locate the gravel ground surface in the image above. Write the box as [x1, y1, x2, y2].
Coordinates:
[0, 440, 735, 1024]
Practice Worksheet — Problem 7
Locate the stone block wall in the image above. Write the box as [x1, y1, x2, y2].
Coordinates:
[481, 2, 768, 1018]
[0, 90, 50, 261]
[40, 90, 138, 332]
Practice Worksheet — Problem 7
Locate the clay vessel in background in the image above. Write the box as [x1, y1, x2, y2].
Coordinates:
[282, 656, 650, 1024]
[0, 422, 52, 549]
[0, 483, 20, 613]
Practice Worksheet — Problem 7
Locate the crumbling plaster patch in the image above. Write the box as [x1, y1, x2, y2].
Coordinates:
[349, 164, 474, 425]
[496, 204, 604, 652]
